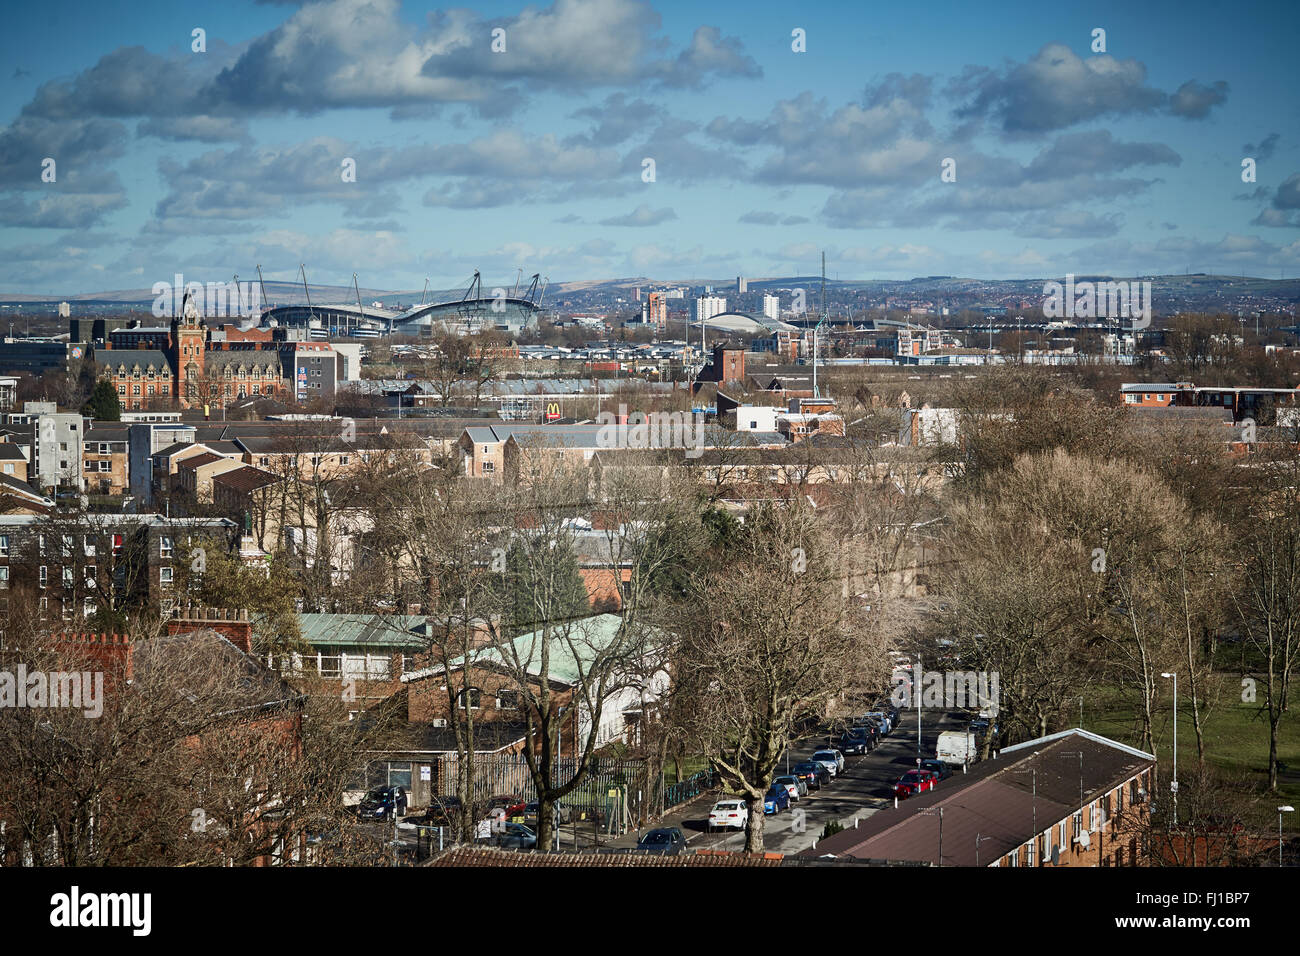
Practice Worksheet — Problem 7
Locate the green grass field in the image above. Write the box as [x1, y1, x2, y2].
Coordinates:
[1084, 675, 1299, 824]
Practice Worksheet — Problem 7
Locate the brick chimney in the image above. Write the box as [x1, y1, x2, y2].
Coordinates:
[168, 606, 254, 654]
[52, 632, 134, 693]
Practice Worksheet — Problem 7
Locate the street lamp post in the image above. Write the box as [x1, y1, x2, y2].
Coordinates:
[916, 655, 923, 764]
[1161, 672, 1178, 825]
[1279, 806, 1295, 867]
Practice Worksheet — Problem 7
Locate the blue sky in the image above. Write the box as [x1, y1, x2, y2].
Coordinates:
[1, 0, 1297, 294]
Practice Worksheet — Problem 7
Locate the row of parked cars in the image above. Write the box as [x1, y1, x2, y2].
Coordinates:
[705, 706, 910, 831]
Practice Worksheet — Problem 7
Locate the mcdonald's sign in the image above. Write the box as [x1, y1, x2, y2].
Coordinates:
[545, 402, 561, 422]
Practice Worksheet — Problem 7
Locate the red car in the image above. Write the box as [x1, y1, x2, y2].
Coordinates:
[894, 769, 937, 798]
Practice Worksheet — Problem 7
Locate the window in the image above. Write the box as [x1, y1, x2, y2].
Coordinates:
[160, 536, 173, 559]
[61, 535, 73, 558]
[85, 566, 96, 585]
[0, 567, 8, 589]
[457, 687, 481, 710]
[99, 460, 110, 473]
[496, 689, 518, 710]
[159, 567, 173, 587]
[0, 535, 7, 557]
[63, 567, 74, 586]
[339, 456, 349, 466]
[99, 443, 110, 455]
[482, 462, 495, 473]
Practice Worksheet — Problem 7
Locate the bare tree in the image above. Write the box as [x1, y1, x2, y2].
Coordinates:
[666, 500, 877, 852]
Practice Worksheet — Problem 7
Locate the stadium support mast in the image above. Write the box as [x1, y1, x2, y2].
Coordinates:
[354, 273, 365, 338]
[813, 251, 828, 398]
[299, 264, 315, 330]
[256, 265, 270, 316]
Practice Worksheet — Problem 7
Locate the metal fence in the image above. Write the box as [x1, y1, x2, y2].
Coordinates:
[436, 753, 649, 818]
[663, 768, 719, 810]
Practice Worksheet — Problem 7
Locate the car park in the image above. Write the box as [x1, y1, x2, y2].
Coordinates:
[355, 785, 407, 820]
[894, 770, 936, 798]
[772, 774, 804, 800]
[637, 827, 686, 854]
[708, 799, 749, 831]
[523, 801, 573, 825]
[476, 822, 537, 849]
[418, 795, 467, 826]
[763, 785, 791, 815]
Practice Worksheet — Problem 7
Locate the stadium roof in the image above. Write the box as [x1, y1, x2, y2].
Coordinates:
[695, 311, 798, 334]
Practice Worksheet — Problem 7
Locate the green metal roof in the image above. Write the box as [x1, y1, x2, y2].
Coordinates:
[290, 613, 430, 650]
[404, 613, 628, 685]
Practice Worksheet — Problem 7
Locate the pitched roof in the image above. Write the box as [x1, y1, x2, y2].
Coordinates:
[293, 613, 432, 649]
[403, 613, 631, 685]
[177, 451, 225, 470]
[211, 465, 281, 494]
[106, 350, 172, 372]
[806, 729, 1154, 867]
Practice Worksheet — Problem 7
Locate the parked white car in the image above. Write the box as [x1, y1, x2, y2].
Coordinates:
[812, 749, 844, 777]
[708, 799, 749, 831]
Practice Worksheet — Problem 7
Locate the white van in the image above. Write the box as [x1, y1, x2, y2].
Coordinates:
[936, 730, 979, 767]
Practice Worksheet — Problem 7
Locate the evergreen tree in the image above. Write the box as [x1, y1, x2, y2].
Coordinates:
[82, 378, 122, 421]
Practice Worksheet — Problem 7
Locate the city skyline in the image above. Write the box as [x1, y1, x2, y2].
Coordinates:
[2, 0, 1298, 294]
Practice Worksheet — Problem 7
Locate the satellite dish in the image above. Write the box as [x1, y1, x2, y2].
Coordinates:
[1077, 830, 1091, 848]
[1050, 845, 1060, 865]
